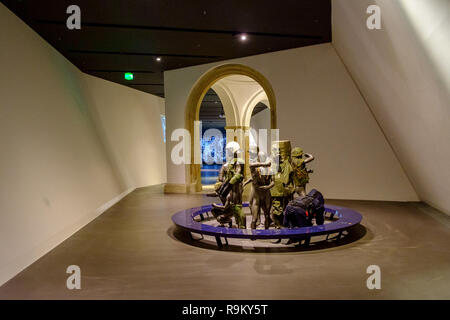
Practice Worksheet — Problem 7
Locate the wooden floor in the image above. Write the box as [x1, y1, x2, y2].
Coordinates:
[1, 186, 449, 299]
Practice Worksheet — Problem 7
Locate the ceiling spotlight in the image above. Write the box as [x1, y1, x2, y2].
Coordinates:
[156, 57, 162, 62]
[239, 34, 248, 41]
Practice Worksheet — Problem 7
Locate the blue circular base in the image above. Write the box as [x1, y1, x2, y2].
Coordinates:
[172, 202, 362, 243]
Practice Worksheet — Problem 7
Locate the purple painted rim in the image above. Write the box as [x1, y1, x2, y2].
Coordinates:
[171, 203, 362, 240]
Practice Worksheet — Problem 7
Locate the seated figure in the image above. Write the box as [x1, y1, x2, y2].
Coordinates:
[211, 148, 246, 229]
[207, 141, 241, 204]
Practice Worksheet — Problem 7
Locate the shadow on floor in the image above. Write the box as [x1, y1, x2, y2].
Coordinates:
[168, 223, 370, 253]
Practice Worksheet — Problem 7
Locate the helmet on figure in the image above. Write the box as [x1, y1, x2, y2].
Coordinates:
[249, 145, 259, 163]
[226, 141, 241, 160]
[291, 147, 304, 158]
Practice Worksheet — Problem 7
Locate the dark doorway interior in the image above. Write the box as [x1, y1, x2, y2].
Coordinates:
[199, 89, 226, 186]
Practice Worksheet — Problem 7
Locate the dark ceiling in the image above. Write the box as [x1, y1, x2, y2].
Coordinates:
[1, 0, 331, 97]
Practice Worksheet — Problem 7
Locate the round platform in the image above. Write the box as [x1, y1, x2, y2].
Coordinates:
[171, 202, 363, 247]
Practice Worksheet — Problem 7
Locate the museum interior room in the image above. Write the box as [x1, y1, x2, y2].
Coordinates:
[0, 0, 449, 301]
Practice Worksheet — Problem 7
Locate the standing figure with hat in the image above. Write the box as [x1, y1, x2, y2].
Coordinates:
[269, 141, 294, 229]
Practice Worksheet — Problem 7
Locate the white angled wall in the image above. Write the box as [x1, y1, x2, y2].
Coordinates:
[82, 74, 167, 189]
[164, 43, 418, 202]
[332, 0, 450, 214]
[0, 3, 166, 286]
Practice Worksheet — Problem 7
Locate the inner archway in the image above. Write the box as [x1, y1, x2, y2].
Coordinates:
[185, 64, 277, 192]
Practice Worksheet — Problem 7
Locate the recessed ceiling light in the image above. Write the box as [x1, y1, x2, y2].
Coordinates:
[239, 34, 248, 41]
[156, 57, 162, 62]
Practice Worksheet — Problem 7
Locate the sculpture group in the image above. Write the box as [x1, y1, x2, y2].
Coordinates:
[208, 140, 320, 230]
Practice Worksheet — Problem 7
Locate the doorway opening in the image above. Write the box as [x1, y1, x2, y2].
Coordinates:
[199, 88, 226, 188]
[185, 64, 277, 193]
[249, 102, 271, 157]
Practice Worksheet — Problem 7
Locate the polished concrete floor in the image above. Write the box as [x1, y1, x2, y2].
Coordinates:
[1, 187, 449, 299]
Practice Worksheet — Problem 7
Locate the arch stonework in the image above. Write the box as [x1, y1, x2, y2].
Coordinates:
[210, 81, 239, 127]
[184, 63, 277, 192]
[242, 89, 268, 127]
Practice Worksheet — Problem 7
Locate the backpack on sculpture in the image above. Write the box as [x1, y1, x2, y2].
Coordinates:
[283, 189, 325, 228]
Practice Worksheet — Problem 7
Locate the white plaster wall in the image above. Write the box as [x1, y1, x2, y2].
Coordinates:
[332, 0, 450, 213]
[250, 107, 271, 132]
[164, 43, 418, 201]
[0, 4, 166, 285]
[82, 74, 166, 189]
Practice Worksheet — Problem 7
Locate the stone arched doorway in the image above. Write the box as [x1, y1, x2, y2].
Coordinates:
[185, 64, 277, 192]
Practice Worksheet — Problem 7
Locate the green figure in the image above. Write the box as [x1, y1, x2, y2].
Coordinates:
[291, 147, 314, 197]
[207, 142, 240, 204]
[269, 142, 294, 228]
[212, 151, 246, 229]
[231, 204, 245, 229]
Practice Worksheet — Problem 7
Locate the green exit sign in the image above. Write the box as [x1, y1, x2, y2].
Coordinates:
[124, 72, 134, 80]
